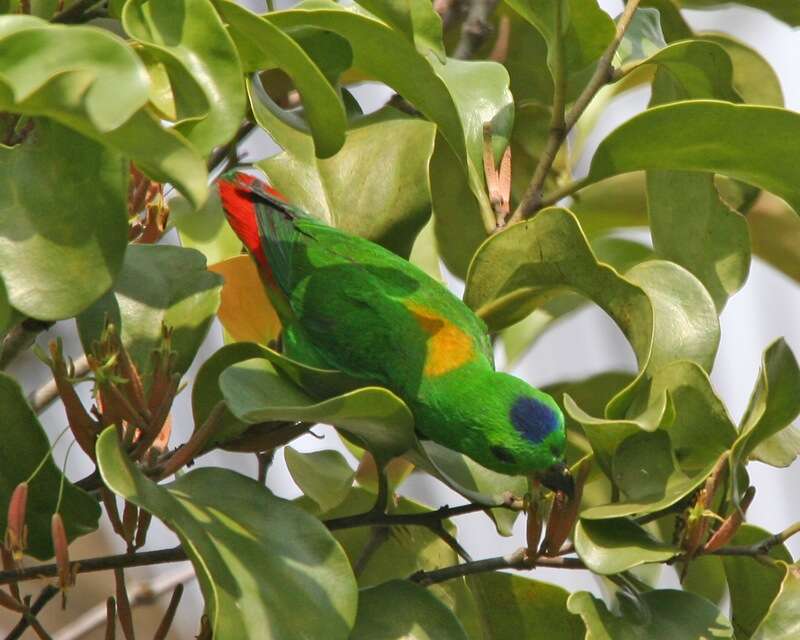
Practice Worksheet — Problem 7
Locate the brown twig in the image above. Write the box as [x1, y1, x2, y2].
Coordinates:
[5, 585, 59, 640]
[0, 318, 52, 371]
[410, 548, 586, 585]
[452, 0, 500, 60]
[510, 0, 643, 222]
[207, 120, 256, 174]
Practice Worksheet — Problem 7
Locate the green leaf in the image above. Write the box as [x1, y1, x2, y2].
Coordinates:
[699, 33, 783, 107]
[722, 524, 793, 639]
[0, 118, 127, 320]
[616, 7, 667, 65]
[467, 572, 585, 639]
[575, 517, 678, 575]
[122, 0, 246, 156]
[77, 244, 222, 384]
[750, 425, 800, 468]
[314, 487, 481, 637]
[0, 17, 207, 208]
[351, 580, 467, 640]
[678, 0, 800, 27]
[170, 190, 243, 266]
[0, 373, 100, 559]
[639, 0, 693, 42]
[586, 101, 800, 217]
[410, 441, 527, 536]
[635, 40, 741, 103]
[732, 339, 800, 466]
[574, 361, 737, 519]
[219, 357, 415, 461]
[752, 565, 800, 640]
[430, 58, 513, 274]
[265, 3, 509, 263]
[505, 0, 615, 91]
[353, 0, 445, 60]
[568, 589, 733, 639]
[749, 195, 800, 284]
[256, 103, 437, 258]
[0, 277, 10, 334]
[681, 555, 728, 605]
[285, 446, 355, 513]
[218, 0, 347, 159]
[96, 428, 357, 640]
[0, 14, 149, 131]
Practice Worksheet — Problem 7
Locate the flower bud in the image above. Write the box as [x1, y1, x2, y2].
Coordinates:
[4, 482, 28, 561]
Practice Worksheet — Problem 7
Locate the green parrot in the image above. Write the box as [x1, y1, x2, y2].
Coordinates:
[218, 172, 572, 496]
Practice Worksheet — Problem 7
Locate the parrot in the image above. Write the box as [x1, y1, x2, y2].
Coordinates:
[217, 171, 573, 497]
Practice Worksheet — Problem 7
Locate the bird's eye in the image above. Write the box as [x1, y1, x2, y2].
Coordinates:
[490, 445, 516, 464]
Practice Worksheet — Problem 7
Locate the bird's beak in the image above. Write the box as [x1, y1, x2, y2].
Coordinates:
[538, 462, 575, 500]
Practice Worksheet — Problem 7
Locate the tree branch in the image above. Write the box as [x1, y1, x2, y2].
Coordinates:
[207, 120, 256, 174]
[453, 0, 500, 60]
[510, 0, 642, 222]
[0, 318, 53, 371]
[5, 585, 59, 640]
[410, 548, 586, 585]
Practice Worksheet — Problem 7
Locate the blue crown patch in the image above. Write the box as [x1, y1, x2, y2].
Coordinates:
[509, 396, 559, 444]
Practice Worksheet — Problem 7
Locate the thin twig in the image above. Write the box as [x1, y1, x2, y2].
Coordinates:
[324, 499, 516, 531]
[50, 0, 104, 23]
[0, 318, 52, 371]
[0, 547, 188, 587]
[52, 567, 195, 640]
[5, 585, 59, 640]
[207, 120, 256, 174]
[154, 401, 227, 479]
[410, 548, 586, 585]
[510, 0, 643, 222]
[453, 0, 500, 60]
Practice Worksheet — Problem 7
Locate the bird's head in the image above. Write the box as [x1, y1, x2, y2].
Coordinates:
[473, 372, 572, 497]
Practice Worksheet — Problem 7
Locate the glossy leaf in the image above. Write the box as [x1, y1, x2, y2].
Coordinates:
[220, 357, 415, 461]
[574, 361, 737, 519]
[0, 373, 100, 559]
[354, 0, 445, 60]
[256, 101, 437, 258]
[351, 580, 467, 640]
[266, 3, 508, 263]
[732, 339, 800, 466]
[97, 428, 357, 640]
[319, 487, 483, 636]
[0, 14, 149, 131]
[568, 589, 733, 638]
[751, 564, 800, 640]
[586, 101, 800, 216]
[639, 0, 693, 41]
[750, 425, 800, 468]
[77, 245, 222, 384]
[209, 256, 282, 345]
[748, 194, 800, 284]
[0, 277, 9, 334]
[411, 441, 527, 536]
[285, 446, 354, 512]
[171, 190, 242, 266]
[700, 33, 783, 106]
[505, 0, 615, 91]
[467, 572, 585, 639]
[722, 524, 793, 639]
[122, 0, 245, 155]
[0, 118, 127, 320]
[219, 0, 347, 159]
[616, 7, 667, 65]
[575, 517, 677, 574]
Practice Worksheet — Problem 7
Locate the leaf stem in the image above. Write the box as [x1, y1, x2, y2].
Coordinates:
[509, 0, 642, 223]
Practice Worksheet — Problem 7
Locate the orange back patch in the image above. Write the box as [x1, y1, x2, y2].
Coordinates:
[406, 303, 475, 377]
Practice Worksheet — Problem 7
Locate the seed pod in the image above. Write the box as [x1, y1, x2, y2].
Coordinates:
[4, 482, 28, 561]
[541, 459, 591, 557]
[52, 513, 73, 594]
[526, 498, 543, 557]
[704, 486, 756, 553]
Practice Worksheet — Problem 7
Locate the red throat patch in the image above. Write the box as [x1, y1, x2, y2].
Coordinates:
[217, 172, 286, 268]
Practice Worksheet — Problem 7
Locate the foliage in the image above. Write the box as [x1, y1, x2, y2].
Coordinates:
[0, 0, 799, 637]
